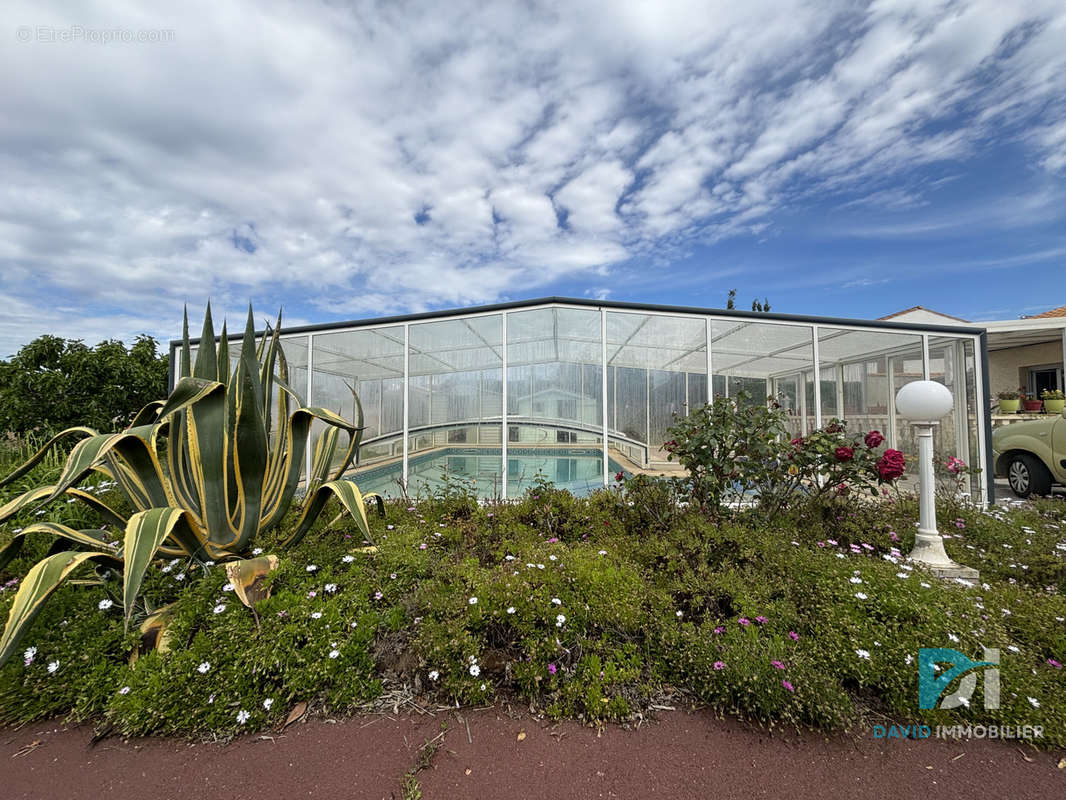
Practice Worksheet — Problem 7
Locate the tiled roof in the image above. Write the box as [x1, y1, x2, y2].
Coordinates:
[1025, 305, 1066, 319]
[877, 305, 971, 323]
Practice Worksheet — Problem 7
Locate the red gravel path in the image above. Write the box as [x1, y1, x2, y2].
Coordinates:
[2, 708, 1063, 799]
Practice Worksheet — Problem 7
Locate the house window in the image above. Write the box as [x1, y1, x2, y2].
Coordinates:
[1028, 365, 1064, 397]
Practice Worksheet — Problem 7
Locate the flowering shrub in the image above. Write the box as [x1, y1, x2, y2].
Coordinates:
[662, 393, 788, 516]
[1, 475, 1062, 746]
[664, 394, 906, 524]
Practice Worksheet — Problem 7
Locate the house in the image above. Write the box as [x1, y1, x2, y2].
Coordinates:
[880, 305, 1066, 400]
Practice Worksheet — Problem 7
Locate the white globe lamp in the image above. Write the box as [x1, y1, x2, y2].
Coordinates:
[894, 381, 978, 581]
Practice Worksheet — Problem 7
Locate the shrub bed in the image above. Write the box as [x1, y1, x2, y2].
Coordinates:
[2, 478, 1063, 745]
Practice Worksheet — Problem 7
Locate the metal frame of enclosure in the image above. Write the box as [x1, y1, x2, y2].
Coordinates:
[171, 298, 992, 504]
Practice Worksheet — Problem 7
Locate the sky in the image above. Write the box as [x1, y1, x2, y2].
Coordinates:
[2, 0, 1065, 357]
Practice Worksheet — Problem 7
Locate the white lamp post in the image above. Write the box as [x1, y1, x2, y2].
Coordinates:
[894, 381, 979, 581]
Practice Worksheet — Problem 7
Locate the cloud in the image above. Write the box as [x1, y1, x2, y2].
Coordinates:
[1, 0, 1064, 355]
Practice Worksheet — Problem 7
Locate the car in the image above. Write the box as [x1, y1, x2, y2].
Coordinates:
[992, 407, 1066, 498]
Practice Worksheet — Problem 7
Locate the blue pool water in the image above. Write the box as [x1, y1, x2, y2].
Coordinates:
[351, 448, 621, 499]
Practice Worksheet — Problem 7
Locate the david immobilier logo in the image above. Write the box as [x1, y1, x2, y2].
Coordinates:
[918, 647, 1000, 710]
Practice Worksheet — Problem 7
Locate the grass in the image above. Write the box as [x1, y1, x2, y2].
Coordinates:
[1, 463, 1064, 747]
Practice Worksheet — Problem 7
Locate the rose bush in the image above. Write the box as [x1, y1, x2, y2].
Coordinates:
[665, 394, 906, 524]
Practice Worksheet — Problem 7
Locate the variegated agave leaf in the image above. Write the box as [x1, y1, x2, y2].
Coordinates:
[131, 602, 178, 664]
[224, 555, 279, 608]
[0, 551, 122, 666]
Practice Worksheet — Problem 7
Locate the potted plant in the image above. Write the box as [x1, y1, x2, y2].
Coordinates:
[1020, 387, 1044, 413]
[997, 389, 1021, 414]
[1041, 388, 1065, 414]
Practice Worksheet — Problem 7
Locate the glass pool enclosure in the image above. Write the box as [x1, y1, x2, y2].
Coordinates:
[172, 298, 993, 503]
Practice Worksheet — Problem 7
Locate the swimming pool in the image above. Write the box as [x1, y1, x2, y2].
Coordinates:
[350, 448, 622, 499]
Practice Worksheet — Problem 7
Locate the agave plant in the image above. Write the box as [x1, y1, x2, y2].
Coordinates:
[0, 305, 382, 666]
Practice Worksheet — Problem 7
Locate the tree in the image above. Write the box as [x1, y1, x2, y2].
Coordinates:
[726, 289, 771, 312]
[0, 335, 169, 436]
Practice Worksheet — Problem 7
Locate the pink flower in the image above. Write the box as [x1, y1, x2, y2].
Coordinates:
[788, 631, 799, 641]
[816, 541, 826, 548]
[738, 617, 751, 627]
[877, 449, 906, 481]
[771, 660, 785, 670]
[1048, 659, 1062, 669]
[782, 680, 794, 692]
[889, 531, 900, 542]
[754, 616, 768, 625]
[713, 661, 725, 670]
[713, 626, 725, 635]
[548, 537, 559, 543]
[945, 457, 966, 474]
[547, 663, 557, 675]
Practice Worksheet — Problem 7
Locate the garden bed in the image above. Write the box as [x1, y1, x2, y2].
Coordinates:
[1, 477, 1063, 747]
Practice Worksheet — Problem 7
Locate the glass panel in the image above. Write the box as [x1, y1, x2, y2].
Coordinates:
[310, 326, 406, 493]
[816, 328, 924, 481]
[773, 375, 803, 438]
[507, 307, 603, 495]
[713, 319, 813, 423]
[930, 335, 980, 498]
[607, 312, 705, 465]
[891, 346, 927, 478]
[407, 315, 503, 499]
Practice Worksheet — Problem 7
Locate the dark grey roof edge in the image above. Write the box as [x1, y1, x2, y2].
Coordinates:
[171, 296, 987, 348]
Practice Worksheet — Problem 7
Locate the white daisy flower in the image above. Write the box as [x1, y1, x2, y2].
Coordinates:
[213, 604, 226, 614]
[428, 670, 439, 680]
[98, 599, 114, 610]
[855, 649, 871, 660]
[469, 664, 480, 677]
[236, 709, 250, 724]
[47, 660, 59, 674]
[197, 662, 211, 673]
[263, 699, 274, 710]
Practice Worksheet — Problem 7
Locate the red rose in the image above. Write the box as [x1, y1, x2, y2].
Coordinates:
[790, 437, 804, 448]
[876, 449, 905, 481]
[614, 471, 625, 482]
[825, 421, 844, 434]
[834, 446, 854, 462]
[864, 431, 884, 448]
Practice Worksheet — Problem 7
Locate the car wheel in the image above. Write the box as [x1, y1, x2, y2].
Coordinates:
[1006, 454, 1053, 498]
